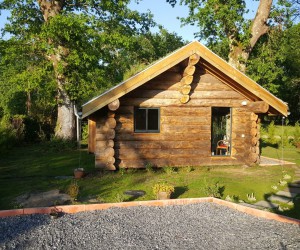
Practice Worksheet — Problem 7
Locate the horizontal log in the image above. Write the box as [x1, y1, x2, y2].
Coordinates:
[247, 101, 269, 113]
[161, 116, 210, 125]
[115, 115, 132, 124]
[115, 148, 208, 160]
[114, 140, 211, 149]
[248, 152, 259, 163]
[115, 132, 211, 141]
[138, 81, 181, 90]
[199, 74, 223, 84]
[126, 90, 182, 99]
[194, 81, 233, 91]
[190, 91, 243, 99]
[152, 71, 182, 81]
[161, 124, 210, 133]
[161, 107, 210, 116]
[183, 65, 196, 76]
[120, 98, 247, 107]
[116, 106, 134, 115]
[118, 157, 242, 168]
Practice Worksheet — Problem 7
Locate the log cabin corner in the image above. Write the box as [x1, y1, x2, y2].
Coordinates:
[82, 41, 288, 170]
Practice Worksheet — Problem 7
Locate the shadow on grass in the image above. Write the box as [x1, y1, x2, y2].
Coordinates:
[172, 186, 189, 199]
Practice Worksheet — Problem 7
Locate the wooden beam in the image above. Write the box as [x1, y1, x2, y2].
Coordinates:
[247, 101, 269, 113]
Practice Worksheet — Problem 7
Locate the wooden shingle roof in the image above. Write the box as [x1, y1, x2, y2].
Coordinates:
[82, 41, 288, 118]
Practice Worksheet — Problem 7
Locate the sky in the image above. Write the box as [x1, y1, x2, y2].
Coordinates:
[0, 0, 259, 41]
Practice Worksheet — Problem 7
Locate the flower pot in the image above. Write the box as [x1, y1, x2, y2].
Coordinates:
[157, 191, 171, 200]
[74, 169, 84, 179]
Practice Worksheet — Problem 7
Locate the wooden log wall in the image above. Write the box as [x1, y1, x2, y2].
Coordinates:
[91, 58, 264, 169]
[94, 108, 117, 170]
[115, 62, 255, 169]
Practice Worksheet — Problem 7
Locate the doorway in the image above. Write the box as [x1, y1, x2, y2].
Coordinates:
[211, 107, 232, 156]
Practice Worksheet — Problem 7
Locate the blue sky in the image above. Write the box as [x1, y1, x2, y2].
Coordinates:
[0, 0, 258, 41]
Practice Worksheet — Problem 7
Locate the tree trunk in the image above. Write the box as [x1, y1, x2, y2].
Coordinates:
[228, 0, 273, 72]
[55, 81, 76, 139]
[37, 0, 76, 139]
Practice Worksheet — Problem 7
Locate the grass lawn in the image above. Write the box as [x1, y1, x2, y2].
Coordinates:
[0, 143, 299, 219]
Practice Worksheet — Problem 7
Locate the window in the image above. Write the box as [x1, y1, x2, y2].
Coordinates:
[134, 108, 160, 133]
[211, 107, 232, 156]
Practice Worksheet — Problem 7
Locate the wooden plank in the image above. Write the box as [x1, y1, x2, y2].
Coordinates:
[190, 91, 244, 99]
[161, 116, 210, 125]
[88, 119, 96, 153]
[161, 124, 210, 132]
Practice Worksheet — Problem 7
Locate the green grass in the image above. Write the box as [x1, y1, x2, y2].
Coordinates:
[261, 146, 300, 165]
[0, 143, 299, 219]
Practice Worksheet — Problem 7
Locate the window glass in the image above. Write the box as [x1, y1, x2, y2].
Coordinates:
[134, 108, 159, 133]
[148, 109, 159, 130]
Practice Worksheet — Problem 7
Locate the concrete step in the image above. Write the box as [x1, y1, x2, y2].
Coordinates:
[254, 201, 279, 209]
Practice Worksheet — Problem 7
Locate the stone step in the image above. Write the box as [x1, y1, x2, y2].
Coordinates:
[268, 194, 293, 204]
[284, 187, 300, 194]
[254, 201, 279, 209]
[275, 191, 298, 198]
[288, 182, 300, 188]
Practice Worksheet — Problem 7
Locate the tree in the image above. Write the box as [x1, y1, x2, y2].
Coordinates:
[0, 0, 154, 139]
[166, 0, 283, 72]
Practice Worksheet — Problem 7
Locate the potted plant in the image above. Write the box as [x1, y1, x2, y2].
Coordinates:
[153, 183, 175, 200]
[74, 168, 85, 179]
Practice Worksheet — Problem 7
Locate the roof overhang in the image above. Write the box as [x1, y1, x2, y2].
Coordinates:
[82, 41, 288, 118]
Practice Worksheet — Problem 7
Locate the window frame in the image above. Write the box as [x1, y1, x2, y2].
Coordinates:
[134, 107, 160, 133]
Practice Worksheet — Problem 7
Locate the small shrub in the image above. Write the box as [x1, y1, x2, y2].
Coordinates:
[163, 166, 176, 175]
[113, 193, 126, 203]
[203, 181, 224, 198]
[293, 122, 300, 147]
[119, 167, 126, 176]
[0, 123, 17, 152]
[152, 183, 175, 196]
[279, 179, 287, 186]
[145, 162, 154, 173]
[184, 166, 194, 173]
[283, 174, 291, 180]
[246, 193, 256, 202]
[271, 185, 278, 191]
[67, 180, 79, 201]
[45, 137, 77, 152]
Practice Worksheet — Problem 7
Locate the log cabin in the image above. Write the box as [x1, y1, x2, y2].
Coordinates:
[82, 41, 288, 170]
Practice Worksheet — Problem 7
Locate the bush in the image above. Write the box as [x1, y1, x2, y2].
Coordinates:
[203, 181, 225, 198]
[0, 123, 17, 152]
[44, 137, 78, 152]
[293, 122, 300, 147]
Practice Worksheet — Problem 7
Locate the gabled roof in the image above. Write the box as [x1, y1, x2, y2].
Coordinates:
[82, 41, 288, 118]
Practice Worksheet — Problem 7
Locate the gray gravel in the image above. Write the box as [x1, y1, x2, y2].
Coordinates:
[0, 203, 299, 249]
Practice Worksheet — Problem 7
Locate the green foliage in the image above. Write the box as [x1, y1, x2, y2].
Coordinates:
[67, 180, 79, 201]
[293, 122, 300, 147]
[44, 137, 78, 152]
[203, 181, 224, 198]
[163, 166, 176, 174]
[153, 183, 175, 195]
[145, 162, 155, 173]
[0, 122, 17, 152]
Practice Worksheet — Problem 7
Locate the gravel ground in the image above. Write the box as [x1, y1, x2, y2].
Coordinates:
[0, 203, 299, 249]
